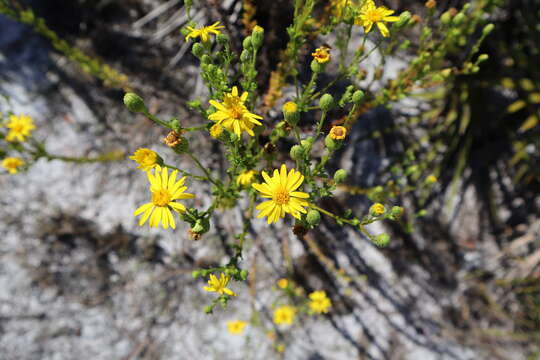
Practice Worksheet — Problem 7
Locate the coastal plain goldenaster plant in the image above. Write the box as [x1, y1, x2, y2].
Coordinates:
[134, 166, 194, 229]
[208, 86, 263, 137]
[185, 21, 224, 42]
[227, 320, 247, 335]
[204, 273, 237, 296]
[356, 0, 399, 37]
[273, 305, 296, 326]
[329, 125, 347, 140]
[2, 157, 25, 174]
[308, 291, 332, 314]
[5, 114, 35, 142]
[252, 164, 309, 224]
[130, 148, 159, 171]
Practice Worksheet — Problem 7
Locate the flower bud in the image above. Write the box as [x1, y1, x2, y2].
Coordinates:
[201, 54, 212, 64]
[394, 11, 411, 29]
[301, 137, 314, 152]
[319, 94, 334, 112]
[191, 42, 205, 58]
[230, 133, 239, 142]
[325, 135, 336, 150]
[333, 169, 347, 183]
[306, 210, 321, 226]
[242, 36, 252, 49]
[390, 206, 404, 219]
[251, 25, 264, 48]
[240, 49, 251, 62]
[240, 269, 249, 281]
[452, 13, 465, 26]
[290, 145, 304, 160]
[123, 92, 146, 113]
[192, 270, 201, 278]
[477, 54, 489, 63]
[352, 90, 365, 104]
[282, 101, 299, 125]
[373, 233, 390, 247]
[204, 305, 214, 314]
[440, 11, 452, 25]
[169, 118, 181, 131]
[482, 23, 494, 36]
[216, 33, 229, 46]
[369, 203, 386, 216]
[310, 59, 325, 73]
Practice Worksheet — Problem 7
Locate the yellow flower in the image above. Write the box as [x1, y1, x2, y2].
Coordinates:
[185, 21, 224, 42]
[355, 0, 399, 37]
[5, 114, 35, 142]
[329, 125, 347, 140]
[277, 278, 289, 289]
[236, 169, 258, 186]
[130, 148, 159, 171]
[311, 46, 331, 64]
[2, 157, 25, 174]
[308, 290, 332, 314]
[369, 203, 386, 216]
[426, 175, 437, 184]
[282, 101, 298, 115]
[227, 320, 247, 335]
[252, 164, 309, 224]
[203, 273, 237, 296]
[273, 305, 295, 325]
[209, 123, 223, 138]
[208, 87, 263, 137]
[133, 166, 194, 229]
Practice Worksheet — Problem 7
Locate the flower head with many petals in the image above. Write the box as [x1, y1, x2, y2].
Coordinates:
[273, 305, 296, 325]
[204, 273, 237, 296]
[236, 169, 258, 186]
[2, 157, 25, 174]
[134, 166, 194, 229]
[227, 320, 247, 335]
[5, 114, 35, 142]
[252, 164, 309, 224]
[130, 148, 159, 171]
[185, 21, 224, 42]
[208, 87, 263, 137]
[355, 0, 399, 37]
[309, 290, 332, 314]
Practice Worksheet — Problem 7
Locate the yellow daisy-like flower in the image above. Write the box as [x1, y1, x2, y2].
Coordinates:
[209, 123, 223, 138]
[369, 202, 386, 216]
[236, 169, 258, 186]
[252, 164, 309, 224]
[355, 0, 399, 37]
[133, 166, 194, 229]
[2, 157, 25, 174]
[277, 278, 289, 289]
[311, 47, 331, 64]
[203, 273, 237, 296]
[185, 21, 224, 42]
[227, 320, 247, 335]
[273, 305, 296, 326]
[308, 290, 332, 314]
[208, 87, 263, 137]
[329, 125, 347, 140]
[130, 148, 159, 171]
[5, 114, 35, 142]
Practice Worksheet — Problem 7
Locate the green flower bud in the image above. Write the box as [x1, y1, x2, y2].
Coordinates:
[440, 11, 452, 25]
[306, 210, 321, 226]
[290, 145, 304, 160]
[282, 101, 299, 125]
[216, 33, 229, 46]
[240, 269, 249, 281]
[452, 13, 465, 26]
[169, 118, 181, 131]
[204, 305, 213, 314]
[325, 135, 336, 150]
[300, 137, 315, 152]
[240, 49, 251, 62]
[191, 42, 205, 58]
[191, 270, 201, 278]
[123, 92, 146, 113]
[394, 11, 411, 28]
[333, 169, 347, 183]
[390, 206, 404, 219]
[171, 136, 189, 154]
[201, 54, 212, 64]
[477, 54, 489, 63]
[319, 94, 334, 112]
[242, 36, 252, 49]
[373, 233, 390, 247]
[352, 90, 365, 104]
[230, 133, 239, 142]
[251, 25, 264, 48]
[482, 23, 494, 36]
[310, 59, 325, 73]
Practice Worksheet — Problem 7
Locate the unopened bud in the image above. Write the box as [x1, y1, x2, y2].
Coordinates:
[242, 36, 252, 49]
[482, 23, 495, 36]
[290, 145, 304, 160]
[191, 42, 205, 58]
[319, 94, 334, 112]
[251, 25, 264, 48]
[282, 101, 299, 124]
[352, 90, 365, 104]
[123, 92, 146, 113]
[395, 11, 412, 28]
[306, 210, 321, 226]
[373, 233, 390, 247]
[333, 169, 347, 183]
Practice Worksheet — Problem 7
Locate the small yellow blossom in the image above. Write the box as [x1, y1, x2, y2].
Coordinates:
[282, 101, 298, 114]
[355, 0, 399, 37]
[5, 114, 35, 142]
[311, 47, 331, 64]
[276, 344, 286, 353]
[209, 123, 224, 138]
[208, 87, 263, 137]
[203, 273, 237, 296]
[185, 21, 224, 42]
[273, 305, 296, 325]
[426, 175, 438, 184]
[370, 203, 386, 216]
[227, 320, 247, 335]
[2, 157, 25, 174]
[252, 164, 309, 224]
[133, 166, 194, 229]
[329, 125, 347, 140]
[237, 169, 258, 186]
[308, 290, 332, 314]
[130, 148, 159, 171]
[332, 0, 351, 18]
[277, 278, 289, 289]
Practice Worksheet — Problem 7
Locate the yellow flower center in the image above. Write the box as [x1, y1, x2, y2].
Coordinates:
[152, 189, 172, 207]
[224, 96, 245, 120]
[12, 124, 25, 132]
[273, 188, 290, 205]
[366, 8, 384, 22]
